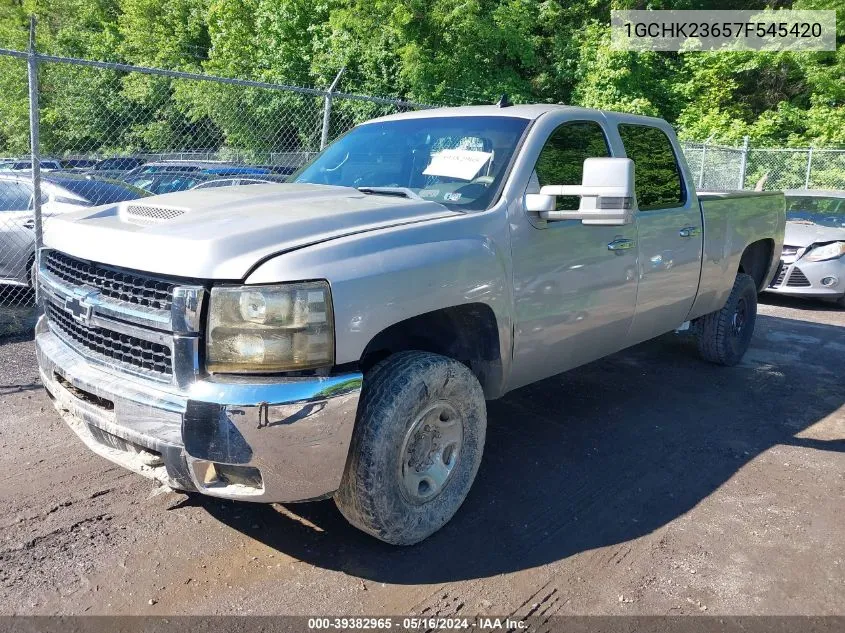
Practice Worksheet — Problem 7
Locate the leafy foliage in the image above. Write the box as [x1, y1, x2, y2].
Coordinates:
[0, 0, 842, 156]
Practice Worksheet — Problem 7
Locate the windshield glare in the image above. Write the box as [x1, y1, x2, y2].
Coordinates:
[294, 116, 530, 211]
[786, 196, 845, 228]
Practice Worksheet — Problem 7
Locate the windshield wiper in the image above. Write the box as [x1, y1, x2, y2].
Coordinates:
[357, 187, 422, 200]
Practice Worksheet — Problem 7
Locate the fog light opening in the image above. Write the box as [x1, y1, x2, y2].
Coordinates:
[821, 276, 839, 287]
[192, 460, 264, 494]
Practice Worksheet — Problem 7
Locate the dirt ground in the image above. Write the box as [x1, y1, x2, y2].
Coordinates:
[1, 294, 843, 617]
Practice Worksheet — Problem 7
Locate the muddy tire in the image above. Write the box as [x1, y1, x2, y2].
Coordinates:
[334, 351, 486, 545]
[695, 273, 758, 366]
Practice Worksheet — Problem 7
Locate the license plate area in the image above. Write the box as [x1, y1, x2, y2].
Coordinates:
[54, 372, 114, 411]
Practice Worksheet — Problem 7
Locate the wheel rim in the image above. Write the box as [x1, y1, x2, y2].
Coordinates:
[399, 401, 463, 504]
[732, 297, 748, 337]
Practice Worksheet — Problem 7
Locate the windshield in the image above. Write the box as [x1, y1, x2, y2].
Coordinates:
[293, 116, 530, 211]
[786, 196, 845, 228]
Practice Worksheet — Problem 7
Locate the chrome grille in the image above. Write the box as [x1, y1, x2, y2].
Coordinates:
[786, 267, 811, 287]
[46, 298, 173, 379]
[44, 250, 175, 311]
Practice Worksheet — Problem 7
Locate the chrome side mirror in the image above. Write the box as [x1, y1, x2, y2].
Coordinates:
[529, 157, 636, 226]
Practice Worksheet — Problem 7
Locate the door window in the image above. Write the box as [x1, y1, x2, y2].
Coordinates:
[618, 124, 685, 210]
[533, 121, 611, 210]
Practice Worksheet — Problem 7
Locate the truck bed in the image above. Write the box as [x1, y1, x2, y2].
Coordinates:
[689, 190, 786, 320]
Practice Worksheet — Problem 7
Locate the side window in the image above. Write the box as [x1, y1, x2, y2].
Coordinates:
[0, 182, 34, 211]
[618, 124, 685, 210]
[534, 121, 611, 211]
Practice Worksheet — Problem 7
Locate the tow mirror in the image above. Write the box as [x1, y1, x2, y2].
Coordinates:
[525, 157, 635, 226]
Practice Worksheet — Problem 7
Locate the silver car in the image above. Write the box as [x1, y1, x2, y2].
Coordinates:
[0, 173, 149, 289]
[766, 190, 845, 306]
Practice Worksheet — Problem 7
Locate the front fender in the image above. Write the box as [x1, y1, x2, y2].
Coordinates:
[245, 211, 513, 394]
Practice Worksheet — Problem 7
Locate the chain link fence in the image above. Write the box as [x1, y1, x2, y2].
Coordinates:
[679, 141, 845, 192]
[0, 52, 34, 335]
[1, 30, 844, 336]
[0, 32, 424, 335]
[679, 141, 746, 191]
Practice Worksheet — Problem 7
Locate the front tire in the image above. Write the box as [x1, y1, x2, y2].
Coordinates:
[695, 273, 758, 366]
[334, 351, 487, 545]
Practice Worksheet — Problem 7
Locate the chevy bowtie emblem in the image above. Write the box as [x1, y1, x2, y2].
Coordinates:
[65, 290, 99, 327]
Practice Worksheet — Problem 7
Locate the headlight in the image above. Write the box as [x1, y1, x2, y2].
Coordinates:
[207, 281, 334, 373]
[803, 242, 845, 262]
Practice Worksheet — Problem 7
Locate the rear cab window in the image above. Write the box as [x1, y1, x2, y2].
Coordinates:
[618, 124, 686, 210]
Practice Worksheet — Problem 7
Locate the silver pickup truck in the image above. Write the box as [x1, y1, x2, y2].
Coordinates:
[35, 105, 785, 545]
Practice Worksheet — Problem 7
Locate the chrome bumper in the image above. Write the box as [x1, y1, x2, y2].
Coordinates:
[36, 317, 362, 502]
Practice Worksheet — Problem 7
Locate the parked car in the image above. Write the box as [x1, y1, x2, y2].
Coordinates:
[10, 159, 63, 171]
[255, 164, 299, 176]
[123, 161, 263, 177]
[200, 166, 271, 176]
[765, 189, 845, 306]
[91, 157, 147, 172]
[0, 173, 149, 288]
[191, 175, 290, 189]
[126, 165, 280, 194]
[125, 172, 214, 195]
[36, 105, 785, 545]
[85, 157, 148, 180]
[60, 159, 98, 170]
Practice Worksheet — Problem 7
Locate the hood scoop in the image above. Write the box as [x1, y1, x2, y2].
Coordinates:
[121, 203, 187, 225]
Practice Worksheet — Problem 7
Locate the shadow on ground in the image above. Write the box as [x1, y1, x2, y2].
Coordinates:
[127, 312, 845, 582]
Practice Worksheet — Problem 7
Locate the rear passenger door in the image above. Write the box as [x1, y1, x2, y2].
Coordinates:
[618, 123, 702, 343]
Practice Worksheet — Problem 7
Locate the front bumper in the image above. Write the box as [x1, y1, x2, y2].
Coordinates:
[36, 317, 362, 502]
[765, 256, 845, 301]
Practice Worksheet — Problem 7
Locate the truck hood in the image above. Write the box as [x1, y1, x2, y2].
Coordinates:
[784, 221, 845, 247]
[44, 183, 459, 279]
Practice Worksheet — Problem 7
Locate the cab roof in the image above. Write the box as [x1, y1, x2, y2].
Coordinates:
[364, 104, 669, 128]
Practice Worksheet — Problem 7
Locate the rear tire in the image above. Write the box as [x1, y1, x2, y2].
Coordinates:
[695, 273, 758, 366]
[334, 351, 486, 545]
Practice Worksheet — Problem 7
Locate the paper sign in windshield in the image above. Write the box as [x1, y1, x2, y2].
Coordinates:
[423, 149, 492, 181]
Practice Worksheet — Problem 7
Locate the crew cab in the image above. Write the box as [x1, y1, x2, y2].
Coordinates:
[35, 105, 785, 545]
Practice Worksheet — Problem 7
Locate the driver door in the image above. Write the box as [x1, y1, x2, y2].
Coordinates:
[509, 118, 639, 389]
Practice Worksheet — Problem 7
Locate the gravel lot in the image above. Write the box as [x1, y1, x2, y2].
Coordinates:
[1, 295, 842, 616]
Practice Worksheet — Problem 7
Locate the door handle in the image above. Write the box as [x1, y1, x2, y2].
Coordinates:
[607, 238, 636, 251]
[23, 219, 35, 230]
[679, 226, 700, 238]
